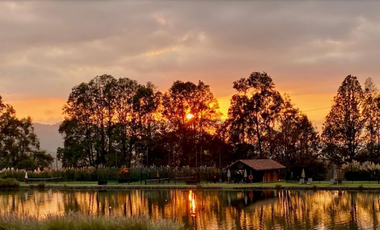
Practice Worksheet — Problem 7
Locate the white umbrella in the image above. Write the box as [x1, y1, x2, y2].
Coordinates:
[244, 169, 247, 178]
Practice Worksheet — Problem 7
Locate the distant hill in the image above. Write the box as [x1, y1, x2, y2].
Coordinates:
[33, 122, 63, 169]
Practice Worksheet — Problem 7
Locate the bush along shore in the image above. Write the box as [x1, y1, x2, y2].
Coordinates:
[0, 178, 19, 189]
[0, 213, 181, 230]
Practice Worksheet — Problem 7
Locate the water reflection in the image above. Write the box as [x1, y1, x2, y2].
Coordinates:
[1, 189, 380, 229]
[189, 190, 196, 217]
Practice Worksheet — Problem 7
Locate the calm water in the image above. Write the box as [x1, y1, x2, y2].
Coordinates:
[1, 189, 380, 229]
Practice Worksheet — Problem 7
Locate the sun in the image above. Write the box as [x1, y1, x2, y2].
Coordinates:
[186, 113, 194, 120]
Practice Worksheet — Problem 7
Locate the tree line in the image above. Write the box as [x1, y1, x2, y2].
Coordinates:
[1, 72, 379, 178]
[55, 72, 380, 179]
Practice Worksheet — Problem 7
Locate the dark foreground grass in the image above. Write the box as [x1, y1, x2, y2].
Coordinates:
[0, 213, 181, 230]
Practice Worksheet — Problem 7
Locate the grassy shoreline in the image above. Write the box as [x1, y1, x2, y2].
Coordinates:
[16, 180, 380, 191]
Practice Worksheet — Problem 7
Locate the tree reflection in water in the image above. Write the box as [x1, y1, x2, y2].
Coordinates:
[1, 189, 380, 229]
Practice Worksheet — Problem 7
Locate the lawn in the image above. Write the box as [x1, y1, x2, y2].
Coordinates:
[18, 180, 380, 190]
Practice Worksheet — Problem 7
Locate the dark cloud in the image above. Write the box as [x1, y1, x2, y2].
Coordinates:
[0, 1, 380, 121]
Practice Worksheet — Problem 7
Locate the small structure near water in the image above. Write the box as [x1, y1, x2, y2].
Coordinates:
[225, 159, 285, 183]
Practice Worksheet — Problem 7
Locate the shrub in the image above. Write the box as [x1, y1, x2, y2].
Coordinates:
[0, 178, 19, 188]
[345, 170, 373, 181]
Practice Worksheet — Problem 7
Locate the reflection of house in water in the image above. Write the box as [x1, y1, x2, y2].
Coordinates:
[227, 190, 277, 208]
[225, 159, 285, 182]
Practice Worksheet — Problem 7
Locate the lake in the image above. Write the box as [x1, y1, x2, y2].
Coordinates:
[0, 189, 379, 229]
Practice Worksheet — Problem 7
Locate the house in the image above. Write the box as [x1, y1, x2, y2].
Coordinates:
[225, 159, 286, 182]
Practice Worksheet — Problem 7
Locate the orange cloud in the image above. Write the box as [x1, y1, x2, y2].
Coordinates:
[6, 97, 65, 124]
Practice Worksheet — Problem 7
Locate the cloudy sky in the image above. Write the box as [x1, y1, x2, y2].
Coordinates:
[1, 1, 380, 130]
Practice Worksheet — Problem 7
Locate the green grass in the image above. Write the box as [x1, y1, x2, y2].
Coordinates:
[19, 181, 192, 187]
[0, 213, 181, 230]
[208, 180, 380, 188]
[18, 180, 380, 190]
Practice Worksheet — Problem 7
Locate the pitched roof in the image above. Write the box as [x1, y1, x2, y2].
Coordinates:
[228, 159, 285, 171]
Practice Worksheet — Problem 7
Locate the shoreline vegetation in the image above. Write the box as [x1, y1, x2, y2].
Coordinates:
[0, 213, 181, 230]
[13, 181, 380, 191]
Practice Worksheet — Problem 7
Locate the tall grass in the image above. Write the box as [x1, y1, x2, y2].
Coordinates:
[0, 166, 224, 183]
[0, 213, 181, 230]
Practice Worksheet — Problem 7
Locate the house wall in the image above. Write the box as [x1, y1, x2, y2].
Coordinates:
[262, 170, 279, 182]
[227, 162, 283, 182]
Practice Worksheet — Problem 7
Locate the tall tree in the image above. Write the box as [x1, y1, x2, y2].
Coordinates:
[132, 82, 161, 166]
[60, 75, 162, 168]
[322, 75, 364, 165]
[61, 75, 119, 167]
[362, 78, 380, 162]
[162, 80, 221, 167]
[113, 78, 140, 167]
[276, 96, 322, 178]
[223, 72, 283, 159]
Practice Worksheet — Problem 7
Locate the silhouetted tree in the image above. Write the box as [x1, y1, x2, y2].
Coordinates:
[162, 80, 221, 167]
[322, 75, 364, 165]
[276, 96, 323, 178]
[223, 72, 283, 159]
[361, 78, 380, 162]
[59, 75, 162, 168]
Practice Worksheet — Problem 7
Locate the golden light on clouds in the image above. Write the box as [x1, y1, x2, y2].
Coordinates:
[145, 46, 180, 57]
[153, 15, 168, 26]
[7, 97, 66, 124]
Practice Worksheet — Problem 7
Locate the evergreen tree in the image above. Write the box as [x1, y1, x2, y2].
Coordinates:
[361, 78, 380, 162]
[322, 75, 364, 165]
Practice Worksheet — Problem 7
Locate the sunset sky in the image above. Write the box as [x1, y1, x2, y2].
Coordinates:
[1, 1, 380, 130]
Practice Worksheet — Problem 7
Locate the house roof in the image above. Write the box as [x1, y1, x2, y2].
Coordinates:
[227, 159, 286, 171]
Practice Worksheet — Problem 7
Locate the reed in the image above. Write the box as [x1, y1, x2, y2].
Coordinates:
[0, 213, 181, 230]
